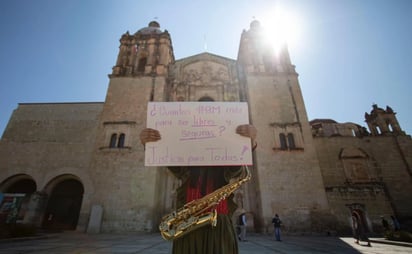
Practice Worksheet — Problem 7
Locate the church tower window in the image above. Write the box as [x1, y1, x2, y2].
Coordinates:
[387, 122, 393, 132]
[118, 133, 125, 148]
[287, 133, 296, 149]
[109, 133, 118, 148]
[275, 131, 302, 151]
[279, 133, 288, 150]
[109, 133, 126, 148]
[376, 125, 382, 135]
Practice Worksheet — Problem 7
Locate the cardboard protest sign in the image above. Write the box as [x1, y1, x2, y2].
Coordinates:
[145, 102, 252, 166]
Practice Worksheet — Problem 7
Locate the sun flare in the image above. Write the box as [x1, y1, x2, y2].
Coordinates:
[260, 8, 302, 54]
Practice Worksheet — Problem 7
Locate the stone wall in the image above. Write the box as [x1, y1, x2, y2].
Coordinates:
[0, 102, 103, 230]
[88, 76, 170, 232]
[245, 72, 330, 233]
[313, 134, 412, 232]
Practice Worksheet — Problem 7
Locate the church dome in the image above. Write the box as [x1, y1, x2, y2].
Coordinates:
[250, 20, 261, 30]
[136, 21, 163, 34]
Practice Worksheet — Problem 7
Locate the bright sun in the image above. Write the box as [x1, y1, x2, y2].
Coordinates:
[260, 8, 302, 54]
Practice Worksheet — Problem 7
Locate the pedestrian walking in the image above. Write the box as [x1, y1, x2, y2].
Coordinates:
[352, 213, 371, 247]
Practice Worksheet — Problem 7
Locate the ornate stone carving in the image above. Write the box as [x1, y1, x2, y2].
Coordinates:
[182, 62, 229, 86]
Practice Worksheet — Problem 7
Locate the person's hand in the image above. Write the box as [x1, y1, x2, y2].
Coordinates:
[236, 124, 257, 149]
[236, 124, 257, 140]
[139, 128, 161, 145]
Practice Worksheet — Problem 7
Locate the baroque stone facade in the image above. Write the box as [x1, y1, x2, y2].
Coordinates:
[0, 21, 411, 235]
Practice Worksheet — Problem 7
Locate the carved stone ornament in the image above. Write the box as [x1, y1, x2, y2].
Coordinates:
[182, 62, 229, 86]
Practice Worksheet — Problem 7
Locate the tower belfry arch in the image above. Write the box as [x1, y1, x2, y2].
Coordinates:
[365, 104, 405, 136]
[111, 21, 174, 77]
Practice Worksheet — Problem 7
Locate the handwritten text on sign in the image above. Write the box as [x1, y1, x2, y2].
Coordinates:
[145, 102, 252, 166]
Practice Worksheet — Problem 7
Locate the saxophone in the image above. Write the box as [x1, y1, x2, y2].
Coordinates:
[159, 165, 251, 241]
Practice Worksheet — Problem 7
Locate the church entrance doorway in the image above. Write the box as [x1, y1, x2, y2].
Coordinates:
[42, 178, 84, 231]
[346, 203, 371, 237]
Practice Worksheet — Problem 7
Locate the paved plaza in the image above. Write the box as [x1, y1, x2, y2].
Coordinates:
[0, 232, 411, 254]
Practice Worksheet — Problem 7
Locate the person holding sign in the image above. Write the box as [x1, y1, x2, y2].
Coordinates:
[140, 124, 256, 254]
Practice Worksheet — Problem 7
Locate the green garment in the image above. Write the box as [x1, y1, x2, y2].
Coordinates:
[168, 166, 242, 254]
[172, 214, 238, 254]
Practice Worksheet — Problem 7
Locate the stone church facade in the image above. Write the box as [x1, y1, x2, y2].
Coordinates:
[0, 21, 411, 235]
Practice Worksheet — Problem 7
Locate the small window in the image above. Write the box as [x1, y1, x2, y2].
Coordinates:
[279, 133, 288, 150]
[109, 134, 117, 148]
[350, 129, 356, 137]
[287, 133, 296, 149]
[376, 126, 382, 135]
[118, 133, 125, 148]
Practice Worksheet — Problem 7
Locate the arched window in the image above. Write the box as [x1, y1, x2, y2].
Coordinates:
[287, 133, 296, 149]
[137, 57, 147, 73]
[351, 129, 356, 137]
[376, 125, 382, 135]
[388, 123, 393, 132]
[279, 133, 288, 150]
[109, 134, 117, 148]
[118, 133, 125, 148]
[198, 96, 214, 102]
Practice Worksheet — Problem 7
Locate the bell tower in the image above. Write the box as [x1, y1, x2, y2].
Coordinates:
[89, 21, 174, 232]
[100, 20, 174, 148]
[237, 20, 330, 232]
[365, 104, 405, 136]
[238, 20, 293, 74]
[112, 21, 174, 77]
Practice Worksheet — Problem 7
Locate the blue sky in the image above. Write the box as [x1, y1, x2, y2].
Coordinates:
[0, 0, 411, 136]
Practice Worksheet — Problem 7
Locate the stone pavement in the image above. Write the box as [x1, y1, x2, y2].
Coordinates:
[0, 232, 411, 254]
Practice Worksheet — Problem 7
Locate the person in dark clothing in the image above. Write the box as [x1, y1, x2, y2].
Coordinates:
[140, 124, 257, 254]
[238, 211, 247, 241]
[352, 214, 371, 247]
[272, 214, 282, 241]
